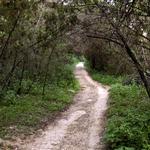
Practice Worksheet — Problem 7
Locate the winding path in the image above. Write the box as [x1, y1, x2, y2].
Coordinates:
[23, 62, 109, 150]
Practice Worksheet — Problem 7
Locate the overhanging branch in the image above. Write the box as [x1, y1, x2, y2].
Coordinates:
[86, 34, 123, 46]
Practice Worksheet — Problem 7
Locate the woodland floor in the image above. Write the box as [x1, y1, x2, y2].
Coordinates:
[10, 63, 109, 150]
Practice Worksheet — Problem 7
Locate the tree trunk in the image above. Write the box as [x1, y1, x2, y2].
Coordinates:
[119, 33, 150, 98]
[1, 50, 19, 91]
[0, 11, 21, 58]
[42, 48, 55, 96]
[17, 59, 25, 94]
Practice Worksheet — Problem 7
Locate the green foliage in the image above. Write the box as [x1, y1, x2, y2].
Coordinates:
[0, 55, 80, 139]
[0, 75, 79, 139]
[89, 70, 123, 85]
[89, 69, 150, 150]
[114, 147, 135, 150]
[105, 83, 150, 149]
[0, 0, 78, 98]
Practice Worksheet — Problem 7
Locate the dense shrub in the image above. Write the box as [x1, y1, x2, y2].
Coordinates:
[88, 70, 123, 85]
[0, 58, 80, 139]
[105, 84, 150, 150]
[89, 70, 150, 150]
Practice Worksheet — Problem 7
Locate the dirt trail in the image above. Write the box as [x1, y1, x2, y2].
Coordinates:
[22, 62, 109, 150]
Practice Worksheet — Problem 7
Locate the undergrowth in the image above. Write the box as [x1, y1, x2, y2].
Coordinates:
[89, 70, 150, 150]
[0, 62, 80, 140]
[90, 70, 123, 85]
